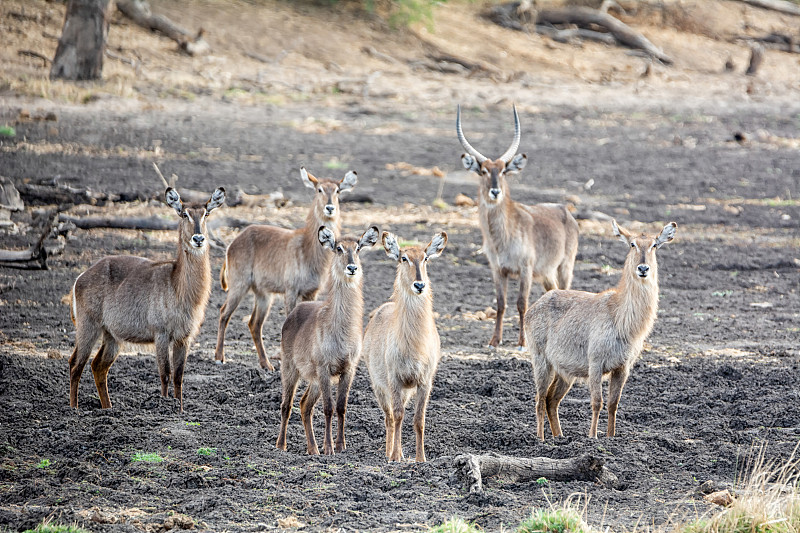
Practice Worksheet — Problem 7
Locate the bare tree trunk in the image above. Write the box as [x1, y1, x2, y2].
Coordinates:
[733, 0, 800, 16]
[50, 0, 111, 80]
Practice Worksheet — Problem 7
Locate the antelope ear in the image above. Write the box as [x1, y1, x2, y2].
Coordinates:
[358, 225, 380, 251]
[382, 232, 400, 261]
[654, 222, 677, 249]
[206, 187, 226, 212]
[611, 219, 632, 245]
[318, 226, 336, 251]
[425, 231, 448, 259]
[338, 170, 358, 193]
[165, 187, 183, 215]
[461, 154, 481, 173]
[504, 153, 527, 174]
[301, 167, 319, 189]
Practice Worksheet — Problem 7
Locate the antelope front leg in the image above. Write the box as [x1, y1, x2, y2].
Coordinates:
[390, 387, 405, 462]
[489, 272, 508, 348]
[587, 367, 604, 439]
[516, 267, 533, 349]
[155, 334, 171, 398]
[606, 367, 630, 437]
[413, 383, 432, 463]
[334, 366, 356, 453]
[171, 339, 189, 412]
[319, 375, 336, 455]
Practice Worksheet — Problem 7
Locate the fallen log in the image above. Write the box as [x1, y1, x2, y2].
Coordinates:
[732, 0, 800, 16]
[60, 214, 252, 231]
[0, 210, 59, 270]
[537, 7, 672, 64]
[482, 3, 671, 64]
[116, 0, 210, 56]
[452, 452, 618, 494]
[17, 182, 118, 206]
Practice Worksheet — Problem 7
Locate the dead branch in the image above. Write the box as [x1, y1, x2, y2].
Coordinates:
[18, 50, 51, 64]
[116, 0, 210, 56]
[0, 210, 59, 270]
[453, 452, 619, 494]
[736, 33, 799, 53]
[537, 7, 672, 64]
[17, 182, 118, 207]
[536, 26, 617, 45]
[60, 214, 252, 231]
[732, 0, 800, 16]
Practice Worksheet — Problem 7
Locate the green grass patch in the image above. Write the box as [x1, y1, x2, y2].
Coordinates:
[324, 157, 347, 170]
[518, 508, 589, 533]
[428, 516, 482, 533]
[35, 459, 51, 469]
[197, 447, 217, 456]
[185, 421, 201, 427]
[0, 125, 15, 137]
[131, 451, 164, 463]
[23, 522, 91, 533]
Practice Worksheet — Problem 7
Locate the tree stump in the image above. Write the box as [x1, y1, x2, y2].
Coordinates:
[50, 0, 111, 80]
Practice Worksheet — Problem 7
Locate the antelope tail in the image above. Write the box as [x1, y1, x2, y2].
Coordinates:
[220, 258, 228, 292]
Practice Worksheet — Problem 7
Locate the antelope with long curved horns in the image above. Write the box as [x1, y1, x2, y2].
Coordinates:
[457, 105, 579, 349]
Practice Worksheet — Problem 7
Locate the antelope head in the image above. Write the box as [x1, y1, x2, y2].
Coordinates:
[457, 104, 527, 204]
[382, 231, 448, 296]
[302, 166, 358, 220]
[612, 220, 677, 282]
[318, 225, 379, 284]
[166, 187, 226, 255]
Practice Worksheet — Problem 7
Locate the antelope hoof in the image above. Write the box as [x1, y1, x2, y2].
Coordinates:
[215, 359, 225, 365]
[335, 442, 346, 454]
[515, 345, 527, 353]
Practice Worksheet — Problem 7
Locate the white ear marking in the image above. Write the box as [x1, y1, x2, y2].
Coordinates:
[206, 187, 226, 212]
[318, 226, 336, 251]
[425, 231, 448, 259]
[461, 154, 481, 173]
[165, 187, 183, 215]
[382, 232, 400, 261]
[338, 170, 358, 193]
[301, 167, 318, 189]
[358, 225, 379, 251]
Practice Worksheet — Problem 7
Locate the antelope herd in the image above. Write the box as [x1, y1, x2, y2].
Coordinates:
[67, 106, 678, 459]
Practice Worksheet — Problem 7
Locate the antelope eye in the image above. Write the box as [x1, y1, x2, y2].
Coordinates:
[318, 188, 323, 193]
[401, 256, 408, 263]
[630, 242, 636, 248]
[182, 212, 189, 219]
[336, 246, 344, 253]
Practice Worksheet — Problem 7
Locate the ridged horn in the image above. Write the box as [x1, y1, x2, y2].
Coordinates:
[456, 105, 487, 164]
[499, 104, 521, 164]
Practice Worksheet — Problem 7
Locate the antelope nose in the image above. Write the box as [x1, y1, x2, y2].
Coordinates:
[637, 265, 650, 277]
[192, 235, 205, 247]
[413, 282, 426, 293]
[324, 204, 335, 215]
[346, 264, 358, 275]
[489, 188, 501, 198]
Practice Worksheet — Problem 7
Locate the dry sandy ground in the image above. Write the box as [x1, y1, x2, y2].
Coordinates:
[1, 1, 800, 532]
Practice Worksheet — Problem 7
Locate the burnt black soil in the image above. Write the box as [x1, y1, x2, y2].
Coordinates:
[0, 98, 799, 532]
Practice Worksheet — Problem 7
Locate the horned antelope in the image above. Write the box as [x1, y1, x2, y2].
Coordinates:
[276, 225, 379, 455]
[69, 187, 226, 412]
[525, 220, 677, 440]
[363, 231, 448, 462]
[215, 167, 357, 370]
[457, 104, 579, 349]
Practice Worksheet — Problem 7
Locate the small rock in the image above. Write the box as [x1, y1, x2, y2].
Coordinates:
[44, 111, 58, 121]
[704, 489, 734, 507]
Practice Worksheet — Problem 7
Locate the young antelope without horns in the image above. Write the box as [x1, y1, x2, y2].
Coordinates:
[363, 231, 448, 462]
[215, 167, 357, 370]
[525, 220, 677, 440]
[276, 225, 379, 455]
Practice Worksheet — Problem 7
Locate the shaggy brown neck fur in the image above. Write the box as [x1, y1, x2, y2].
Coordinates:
[610, 254, 659, 342]
[172, 241, 212, 311]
